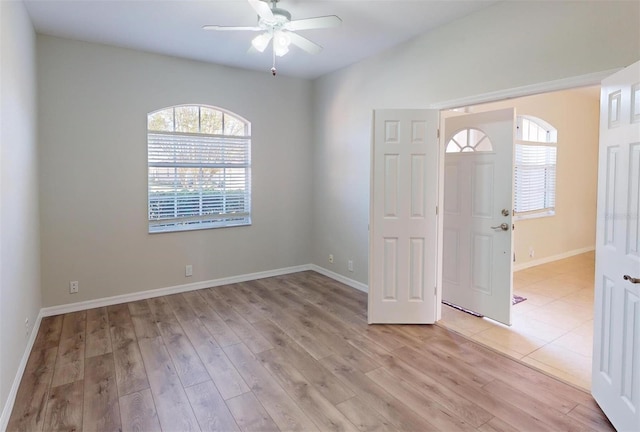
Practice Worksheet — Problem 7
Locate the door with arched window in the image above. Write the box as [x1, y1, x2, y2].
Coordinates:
[442, 108, 515, 325]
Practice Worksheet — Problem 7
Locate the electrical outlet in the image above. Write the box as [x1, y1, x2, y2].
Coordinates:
[348, 260, 354, 272]
[329, 254, 334, 264]
[69, 281, 79, 294]
[185, 264, 193, 277]
[529, 247, 535, 258]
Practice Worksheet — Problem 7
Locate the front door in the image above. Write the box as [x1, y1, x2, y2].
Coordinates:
[369, 109, 439, 324]
[592, 61, 640, 431]
[442, 109, 515, 325]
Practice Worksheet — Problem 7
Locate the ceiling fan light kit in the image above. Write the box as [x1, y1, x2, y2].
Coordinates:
[204, 0, 341, 76]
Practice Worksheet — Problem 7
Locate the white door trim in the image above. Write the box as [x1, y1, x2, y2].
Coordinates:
[428, 69, 615, 321]
[430, 68, 619, 110]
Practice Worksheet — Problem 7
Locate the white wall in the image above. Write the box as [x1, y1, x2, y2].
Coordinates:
[37, 36, 313, 307]
[0, 0, 41, 424]
[467, 88, 600, 268]
[311, 0, 640, 285]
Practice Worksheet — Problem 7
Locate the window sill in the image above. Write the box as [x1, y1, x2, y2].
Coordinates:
[514, 211, 555, 222]
[149, 220, 251, 234]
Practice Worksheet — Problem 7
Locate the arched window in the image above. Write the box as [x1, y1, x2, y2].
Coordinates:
[515, 115, 557, 218]
[445, 128, 493, 153]
[147, 105, 251, 233]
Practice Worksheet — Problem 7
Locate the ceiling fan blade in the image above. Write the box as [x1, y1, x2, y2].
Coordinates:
[202, 25, 262, 31]
[285, 15, 342, 31]
[288, 32, 322, 55]
[247, 0, 274, 21]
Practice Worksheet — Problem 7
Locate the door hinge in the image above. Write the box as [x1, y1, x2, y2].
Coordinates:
[437, 128, 440, 139]
[434, 286, 437, 296]
[435, 206, 439, 215]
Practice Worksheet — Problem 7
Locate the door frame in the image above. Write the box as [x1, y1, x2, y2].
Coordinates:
[427, 68, 619, 321]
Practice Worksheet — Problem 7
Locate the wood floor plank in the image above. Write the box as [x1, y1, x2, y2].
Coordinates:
[107, 304, 149, 396]
[138, 336, 200, 431]
[252, 319, 355, 405]
[254, 295, 335, 360]
[428, 327, 590, 412]
[200, 289, 273, 354]
[119, 389, 161, 432]
[119, 389, 160, 432]
[82, 353, 121, 432]
[106, 304, 137, 347]
[284, 305, 380, 372]
[128, 300, 161, 339]
[165, 292, 198, 322]
[184, 380, 241, 432]
[257, 348, 360, 432]
[393, 344, 492, 390]
[393, 346, 560, 431]
[85, 307, 112, 358]
[32, 315, 63, 351]
[214, 283, 271, 324]
[175, 317, 250, 400]
[375, 348, 493, 428]
[182, 290, 241, 347]
[156, 318, 211, 388]
[366, 367, 477, 432]
[226, 392, 279, 432]
[320, 354, 438, 432]
[224, 343, 319, 431]
[567, 403, 616, 431]
[51, 333, 85, 387]
[42, 380, 84, 432]
[334, 397, 394, 432]
[147, 296, 176, 323]
[59, 311, 86, 341]
[148, 292, 211, 388]
[477, 416, 519, 432]
[6, 346, 57, 432]
[482, 378, 594, 432]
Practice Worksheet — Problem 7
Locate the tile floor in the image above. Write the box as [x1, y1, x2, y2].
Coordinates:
[438, 251, 595, 390]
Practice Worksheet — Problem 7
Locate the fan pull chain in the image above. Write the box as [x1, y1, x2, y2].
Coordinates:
[271, 44, 277, 76]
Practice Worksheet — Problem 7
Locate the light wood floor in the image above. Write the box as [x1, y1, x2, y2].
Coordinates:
[8, 271, 613, 431]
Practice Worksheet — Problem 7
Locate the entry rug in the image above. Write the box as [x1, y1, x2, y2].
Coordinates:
[512, 294, 527, 305]
[443, 294, 527, 317]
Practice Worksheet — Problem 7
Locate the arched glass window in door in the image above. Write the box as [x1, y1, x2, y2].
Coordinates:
[446, 128, 493, 153]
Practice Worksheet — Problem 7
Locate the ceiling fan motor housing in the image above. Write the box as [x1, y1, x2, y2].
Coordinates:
[260, 7, 291, 28]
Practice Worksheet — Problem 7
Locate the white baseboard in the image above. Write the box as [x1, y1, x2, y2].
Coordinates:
[513, 246, 595, 272]
[41, 264, 314, 317]
[0, 310, 44, 432]
[309, 265, 369, 293]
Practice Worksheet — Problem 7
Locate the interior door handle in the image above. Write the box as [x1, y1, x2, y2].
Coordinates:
[623, 275, 640, 284]
[491, 223, 509, 231]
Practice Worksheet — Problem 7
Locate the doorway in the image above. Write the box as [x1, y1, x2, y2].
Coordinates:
[438, 86, 600, 390]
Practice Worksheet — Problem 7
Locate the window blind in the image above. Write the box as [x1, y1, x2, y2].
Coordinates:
[148, 131, 251, 232]
[514, 143, 556, 214]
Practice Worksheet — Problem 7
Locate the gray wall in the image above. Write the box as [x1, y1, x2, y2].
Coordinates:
[0, 0, 41, 424]
[310, 0, 640, 285]
[37, 36, 313, 307]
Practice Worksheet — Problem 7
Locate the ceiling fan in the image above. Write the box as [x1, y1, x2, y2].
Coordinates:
[203, 0, 342, 75]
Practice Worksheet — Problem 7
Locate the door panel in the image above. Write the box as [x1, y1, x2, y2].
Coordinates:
[369, 109, 439, 324]
[442, 109, 515, 325]
[592, 61, 640, 431]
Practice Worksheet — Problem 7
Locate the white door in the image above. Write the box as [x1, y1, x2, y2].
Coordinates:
[442, 109, 515, 325]
[592, 61, 640, 432]
[369, 109, 439, 324]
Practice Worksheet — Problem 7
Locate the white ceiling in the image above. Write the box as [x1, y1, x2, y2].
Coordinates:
[23, 0, 498, 79]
